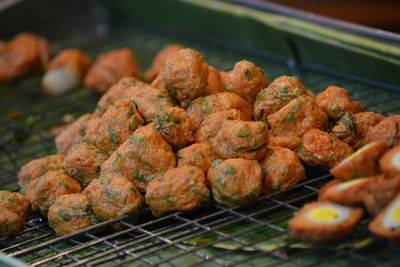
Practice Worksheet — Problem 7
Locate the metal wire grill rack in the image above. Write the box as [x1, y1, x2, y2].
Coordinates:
[1, 21, 400, 266]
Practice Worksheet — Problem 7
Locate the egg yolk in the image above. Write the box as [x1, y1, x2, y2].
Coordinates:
[389, 203, 400, 224]
[308, 207, 342, 223]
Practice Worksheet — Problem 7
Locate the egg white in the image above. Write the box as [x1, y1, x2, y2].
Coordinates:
[337, 178, 368, 191]
[390, 151, 400, 170]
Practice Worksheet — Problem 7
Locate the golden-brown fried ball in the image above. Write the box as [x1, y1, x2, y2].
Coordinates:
[211, 120, 269, 160]
[85, 98, 144, 154]
[260, 147, 305, 194]
[254, 75, 312, 121]
[363, 175, 400, 216]
[268, 136, 301, 151]
[369, 193, 400, 240]
[204, 66, 224, 95]
[42, 49, 91, 95]
[94, 77, 140, 115]
[84, 174, 144, 221]
[83, 116, 102, 140]
[101, 123, 176, 192]
[0, 191, 30, 236]
[365, 115, 400, 148]
[268, 96, 328, 137]
[25, 170, 82, 216]
[289, 201, 364, 243]
[18, 154, 65, 193]
[319, 178, 370, 206]
[177, 143, 217, 174]
[222, 60, 268, 104]
[194, 110, 245, 144]
[145, 166, 209, 217]
[84, 48, 141, 93]
[154, 106, 194, 148]
[316, 85, 364, 120]
[330, 112, 385, 149]
[46, 49, 90, 75]
[0, 33, 51, 82]
[380, 146, 400, 176]
[55, 113, 91, 155]
[160, 48, 209, 107]
[145, 44, 185, 82]
[63, 143, 108, 186]
[48, 193, 98, 236]
[187, 92, 253, 130]
[297, 128, 353, 169]
[207, 158, 262, 207]
[330, 141, 388, 180]
[123, 83, 175, 123]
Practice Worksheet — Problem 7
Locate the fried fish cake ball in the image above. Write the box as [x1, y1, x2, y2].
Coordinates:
[330, 141, 388, 180]
[260, 147, 305, 194]
[204, 66, 224, 95]
[268, 96, 328, 137]
[63, 143, 108, 186]
[365, 115, 400, 148]
[84, 174, 144, 221]
[18, 154, 65, 193]
[297, 129, 353, 169]
[145, 166, 209, 217]
[211, 120, 269, 160]
[380, 146, 400, 176]
[254, 76, 312, 121]
[84, 48, 141, 93]
[369, 193, 400, 240]
[268, 136, 301, 151]
[207, 158, 261, 207]
[101, 123, 176, 192]
[330, 112, 385, 150]
[123, 83, 175, 123]
[48, 193, 98, 236]
[187, 92, 253, 130]
[154, 107, 194, 148]
[145, 44, 185, 82]
[194, 110, 243, 143]
[0, 33, 51, 82]
[177, 143, 217, 173]
[160, 48, 209, 106]
[55, 113, 91, 155]
[316, 85, 364, 120]
[222, 60, 268, 104]
[94, 77, 140, 115]
[319, 178, 370, 206]
[0, 191, 30, 235]
[25, 170, 82, 216]
[42, 49, 91, 95]
[85, 98, 144, 154]
[363, 175, 400, 216]
[289, 201, 364, 243]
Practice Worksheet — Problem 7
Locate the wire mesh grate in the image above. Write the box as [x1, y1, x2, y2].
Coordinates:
[1, 21, 400, 266]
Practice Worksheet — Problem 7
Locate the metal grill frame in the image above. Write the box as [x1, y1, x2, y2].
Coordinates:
[1, 13, 400, 267]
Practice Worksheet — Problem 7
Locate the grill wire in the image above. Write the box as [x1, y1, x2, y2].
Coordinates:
[1, 21, 400, 267]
